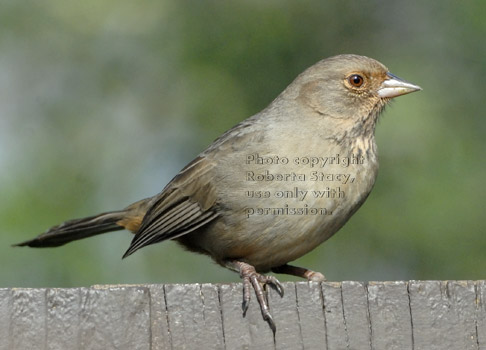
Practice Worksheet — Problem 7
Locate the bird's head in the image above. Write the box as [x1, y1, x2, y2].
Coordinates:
[292, 54, 421, 127]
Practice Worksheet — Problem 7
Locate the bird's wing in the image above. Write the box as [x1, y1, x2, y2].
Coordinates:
[123, 156, 219, 258]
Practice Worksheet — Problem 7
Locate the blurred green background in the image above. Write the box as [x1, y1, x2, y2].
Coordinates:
[1, 0, 485, 288]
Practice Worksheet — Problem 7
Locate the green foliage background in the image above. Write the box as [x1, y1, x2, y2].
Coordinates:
[1, 0, 484, 287]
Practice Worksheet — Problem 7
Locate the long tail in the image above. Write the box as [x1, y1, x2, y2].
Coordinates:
[14, 199, 150, 248]
[13, 211, 127, 247]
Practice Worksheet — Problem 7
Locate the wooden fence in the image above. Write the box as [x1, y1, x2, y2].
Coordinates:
[1, 281, 483, 349]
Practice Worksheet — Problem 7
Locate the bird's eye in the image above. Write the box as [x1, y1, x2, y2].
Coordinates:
[348, 74, 364, 88]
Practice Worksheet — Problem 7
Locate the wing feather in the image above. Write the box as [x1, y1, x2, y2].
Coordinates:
[123, 156, 219, 258]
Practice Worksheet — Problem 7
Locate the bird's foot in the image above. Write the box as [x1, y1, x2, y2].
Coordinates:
[229, 260, 284, 333]
[272, 264, 326, 282]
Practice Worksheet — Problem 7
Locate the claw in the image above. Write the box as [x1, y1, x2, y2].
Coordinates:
[242, 276, 251, 315]
[230, 260, 284, 332]
[257, 274, 284, 296]
[269, 276, 285, 296]
[263, 310, 276, 334]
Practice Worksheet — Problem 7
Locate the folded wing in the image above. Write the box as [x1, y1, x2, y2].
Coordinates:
[123, 156, 219, 258]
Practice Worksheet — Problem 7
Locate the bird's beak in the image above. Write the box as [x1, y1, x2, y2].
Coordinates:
[377, 72, 422, 98]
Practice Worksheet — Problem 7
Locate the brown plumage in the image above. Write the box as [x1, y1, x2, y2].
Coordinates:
[15, 54, 421, 331]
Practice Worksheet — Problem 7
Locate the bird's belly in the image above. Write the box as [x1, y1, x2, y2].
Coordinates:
[233, 190, 364, 270]
[190, 162, 377, 271]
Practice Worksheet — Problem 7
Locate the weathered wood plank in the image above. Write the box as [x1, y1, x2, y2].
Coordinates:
[476, 281, 486, 348]
[341, 281, 372, 350]
[322, 282, 348, 350]
[409, 280, 478, 350]
[295, 282, 327, 350]
[219, 283, 275, 349]
[367, 281, 413, 350]
[269, 281, 302, 349]
[147, 284, 171, 350]
[1, 281, 485, 349]
[46, 288, 82, 350]
[164, 283, 224, 350]
[0, 289, 10, 350]
[448, 281, 479, 349]
[10, 288, 47, 350]
[78, 286, 151, 350]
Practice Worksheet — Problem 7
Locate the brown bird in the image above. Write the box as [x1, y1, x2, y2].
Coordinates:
[15, 54, 421, 331]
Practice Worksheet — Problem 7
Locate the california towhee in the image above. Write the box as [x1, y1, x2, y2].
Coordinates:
[15, 54, 421, 331]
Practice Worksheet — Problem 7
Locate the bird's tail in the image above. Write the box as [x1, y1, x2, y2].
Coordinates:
[13, 199, 150, 248]
[13, 211, 127, 248]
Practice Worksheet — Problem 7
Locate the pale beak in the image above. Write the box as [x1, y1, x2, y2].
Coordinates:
[378, 72, 422, 98]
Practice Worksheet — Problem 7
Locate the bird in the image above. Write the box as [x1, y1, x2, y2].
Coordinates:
[14, 54, 421, 332]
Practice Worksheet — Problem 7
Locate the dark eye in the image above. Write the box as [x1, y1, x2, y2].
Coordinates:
[348, 74, 364, 88]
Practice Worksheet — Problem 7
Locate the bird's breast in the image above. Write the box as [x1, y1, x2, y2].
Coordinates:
[194, 134, 379, 270]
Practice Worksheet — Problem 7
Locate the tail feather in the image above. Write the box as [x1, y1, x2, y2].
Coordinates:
[14, 211, 127, 248]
